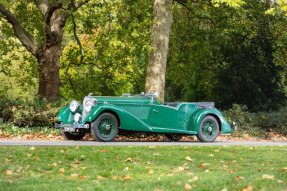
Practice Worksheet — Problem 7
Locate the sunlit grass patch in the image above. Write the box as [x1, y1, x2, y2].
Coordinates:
[0, 146, 286, 190]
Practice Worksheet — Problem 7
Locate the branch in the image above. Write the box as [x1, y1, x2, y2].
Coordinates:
[44, 1, 64, 46]
[175, 0, 215, 25]
[0, 3, 41, 56]
[34, 0, 49, 17]
[71, 11, 84, 63]
[73, 0, 90, 11]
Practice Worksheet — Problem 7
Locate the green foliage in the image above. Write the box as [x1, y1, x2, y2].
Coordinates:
[222, 104, 287, 137]
[166, 0, 287, 112]
[0, 97, 66, 127]
[59, 0, 153, 100]
[0, 122, 61, 136]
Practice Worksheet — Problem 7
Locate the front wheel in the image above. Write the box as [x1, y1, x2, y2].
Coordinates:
[61, 129, 86, 140]
[91, 112, 119, 142]
[197, 116, 219, 142]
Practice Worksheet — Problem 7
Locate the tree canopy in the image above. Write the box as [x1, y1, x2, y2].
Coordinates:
[0, 0, 286, 112]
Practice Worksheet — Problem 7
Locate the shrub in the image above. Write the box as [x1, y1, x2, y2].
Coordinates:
[0, 97, 68, 127]
[222, 104, 287, 137]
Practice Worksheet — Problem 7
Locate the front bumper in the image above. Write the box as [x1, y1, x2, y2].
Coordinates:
[230, 121, 237, 131]
[55, 123, 89, 132]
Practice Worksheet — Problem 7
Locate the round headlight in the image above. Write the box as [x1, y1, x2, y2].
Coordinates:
[74, 113, 82, 123]
[70, 100, 80, 113]
[84, 99, 95, 112]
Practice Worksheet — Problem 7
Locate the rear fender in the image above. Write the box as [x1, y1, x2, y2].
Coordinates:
[188, 109, 232, 134]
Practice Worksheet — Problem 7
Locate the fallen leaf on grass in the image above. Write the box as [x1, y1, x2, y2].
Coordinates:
[178, 167, 189, 171]
[101, 149, 107, 152]
[198, 164, 206, 168]
[52, 163, 58, 166]
[167, 174, 174, 176]
[16, 167, 23, 173]
[35, 157, 40, 161]
[220, 188, 227, 191]
[27, 154, 32, 157]
[123, 167, 131, 171]
[148, 169, 154, 174]
[262, 174, 275, 179]
[74, 161, 80, 164]
[77, 187, 82, 190]
[187, 172, 194, 176]
[30, 147, 36, 150]
[144, 161, 151, 165]
[97, 175, 105, 179]
[235, 176, 245, 181]
[153, 153, 159, 156]
[185, 156, 194, 162]
[208, 154, 214, 157]
[205, 169, 210, 173]
[59, 168, 65, 173]
[241, 185, 253, 191]
[277, 180, 284, 183]
[80, 176, 88, 180]
[184, 183, 192, 190]
[121, 175, 132, 180]
[125, 158, 132, 162]
[280, 167, 287, 172]
[189, 176, 199, 182]
[6, 170, 13, 175]
[80, 155, 85, 158]
[249, 146, 255, 150]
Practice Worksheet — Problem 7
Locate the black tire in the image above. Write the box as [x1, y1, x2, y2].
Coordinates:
[91, 112, 119, 142]
[164, 134, 183, 141]
[197, 115, 220, 142]
[61, 129, 86, 140]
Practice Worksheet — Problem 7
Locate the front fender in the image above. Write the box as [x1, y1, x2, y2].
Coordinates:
[83, 105, 153, 132]
[57, 106, 72, 123]
[188, 109, 232, 134]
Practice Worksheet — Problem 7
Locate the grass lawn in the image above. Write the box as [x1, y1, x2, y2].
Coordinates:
[0, 145, 286, 191]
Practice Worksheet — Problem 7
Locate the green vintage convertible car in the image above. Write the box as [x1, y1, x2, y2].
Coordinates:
[55, 93, 236, 142]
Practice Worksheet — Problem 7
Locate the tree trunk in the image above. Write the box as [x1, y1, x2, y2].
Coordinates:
[145, 0, 173, 102]
[37, 46, 61, 101]
[0, 1, 89, 102]
[37, 10, 67, 101]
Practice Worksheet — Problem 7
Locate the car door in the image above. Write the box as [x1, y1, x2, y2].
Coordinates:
[150, 104, 186, 130]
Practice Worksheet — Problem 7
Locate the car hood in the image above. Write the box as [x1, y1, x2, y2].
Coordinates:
[87, 96, 153, 105]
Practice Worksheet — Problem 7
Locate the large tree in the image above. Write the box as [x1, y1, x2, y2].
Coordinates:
[0, 0, 89, 101]
[145, 0, 173, 101]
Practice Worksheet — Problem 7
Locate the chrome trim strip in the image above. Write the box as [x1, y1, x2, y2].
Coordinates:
[55, 124, 89, 129]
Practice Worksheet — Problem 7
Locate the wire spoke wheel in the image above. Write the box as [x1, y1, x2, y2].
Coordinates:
[197, 116, 219, 142]
[91, 112, 119, 142]
[97, 117, 115, 138]
[201, 119, 217, 139]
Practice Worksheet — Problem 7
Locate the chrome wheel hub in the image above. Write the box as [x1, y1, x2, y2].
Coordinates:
[208, 127, 213, 132]
[105, 125, 111, 130]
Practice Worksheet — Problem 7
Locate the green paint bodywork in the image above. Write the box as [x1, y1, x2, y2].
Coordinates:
[57, 95, 233, 135]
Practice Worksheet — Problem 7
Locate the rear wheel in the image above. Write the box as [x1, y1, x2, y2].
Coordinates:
[197, 115, 219, 142]
[61, 129, 86, 140]
[164, 134, 183, 141]
[91, 112, 119, 142]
